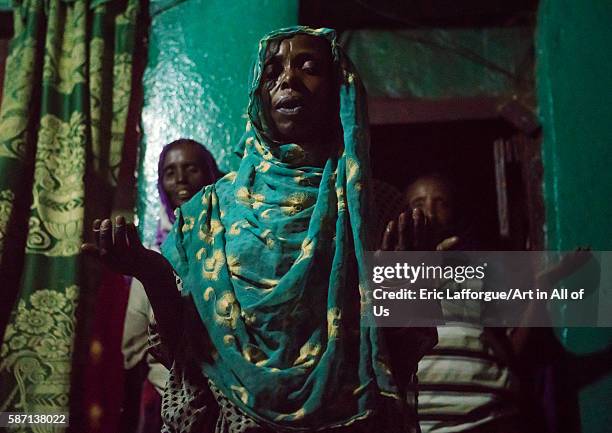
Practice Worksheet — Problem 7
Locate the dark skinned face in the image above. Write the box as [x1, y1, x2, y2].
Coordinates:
[261, 34, 335, 144]
[405, 177, 454, 241]
[161, 142, 210, 209]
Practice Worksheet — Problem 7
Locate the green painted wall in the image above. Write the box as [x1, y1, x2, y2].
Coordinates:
[345, 28, 533, 99]
[0, 0, 10, 11]
[137, 0, 297, 245]
[536, 1, 612, 432]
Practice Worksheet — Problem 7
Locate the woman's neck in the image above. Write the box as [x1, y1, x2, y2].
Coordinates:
[297, 140, 334, 167]
[277, 129, 340, 168]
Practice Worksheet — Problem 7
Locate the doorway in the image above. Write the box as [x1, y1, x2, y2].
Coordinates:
[370, 118, 543, 250]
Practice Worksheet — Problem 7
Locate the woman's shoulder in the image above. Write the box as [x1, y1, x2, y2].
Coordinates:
[215, 171, 237, 193]
[213, 172, 239, 208]
[178, 181, 221, 217]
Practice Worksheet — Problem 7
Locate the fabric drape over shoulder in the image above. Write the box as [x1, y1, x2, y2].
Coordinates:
[162, 27, 420, 432]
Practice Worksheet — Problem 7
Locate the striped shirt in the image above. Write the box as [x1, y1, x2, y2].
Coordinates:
[417, 281, 520, 432]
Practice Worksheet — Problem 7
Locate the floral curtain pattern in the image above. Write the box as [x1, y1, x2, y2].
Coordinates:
[0, 0, 140, 428]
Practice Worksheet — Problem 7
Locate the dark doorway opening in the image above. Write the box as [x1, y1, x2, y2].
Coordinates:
[370, 119, 542, 250]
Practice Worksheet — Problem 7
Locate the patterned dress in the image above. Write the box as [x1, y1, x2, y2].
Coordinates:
[151, 290, 429, 433]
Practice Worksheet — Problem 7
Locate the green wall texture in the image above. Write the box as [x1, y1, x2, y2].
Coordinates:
[137, 0, 297, 245]
[536, 1, 612, 432]
[344, 28, 533, 99]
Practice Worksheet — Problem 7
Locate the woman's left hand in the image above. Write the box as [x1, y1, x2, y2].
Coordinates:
[380, 208, 459, 251]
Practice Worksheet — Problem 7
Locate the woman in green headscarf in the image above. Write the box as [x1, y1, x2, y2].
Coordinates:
[84, 27, 434, 433]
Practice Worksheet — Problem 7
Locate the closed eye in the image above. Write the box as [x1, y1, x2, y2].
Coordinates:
[263, 62, 281, 83]
[302, 60, 320, 74]
[187, 165, 201, 174]
[410, 198, 425, 208]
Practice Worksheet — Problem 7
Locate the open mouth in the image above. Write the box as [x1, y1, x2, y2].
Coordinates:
[275, 95, 305, 115]
[177, 190, 192, 200]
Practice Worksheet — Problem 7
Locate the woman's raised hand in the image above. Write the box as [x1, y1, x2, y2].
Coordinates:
[83, 216, 182, 356]
[81, 216, 155, 279]
[380, 208, 459, 251]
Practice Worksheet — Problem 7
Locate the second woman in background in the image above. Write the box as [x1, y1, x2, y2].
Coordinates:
[121, 138, 220, 433]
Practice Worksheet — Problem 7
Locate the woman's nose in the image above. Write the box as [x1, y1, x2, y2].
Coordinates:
[176, 168, 187, 183]
[279, 67, 298, 89]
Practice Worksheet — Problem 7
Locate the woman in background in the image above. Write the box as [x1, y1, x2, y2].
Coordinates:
[121, 138, 221, 433]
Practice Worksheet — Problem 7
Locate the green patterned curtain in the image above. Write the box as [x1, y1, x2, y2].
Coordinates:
[0, 0, 140, 425]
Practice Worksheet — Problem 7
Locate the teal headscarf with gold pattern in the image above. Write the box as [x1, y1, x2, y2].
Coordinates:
[162, 27, 410, 431]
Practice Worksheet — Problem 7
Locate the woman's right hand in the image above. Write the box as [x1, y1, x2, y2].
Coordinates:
[83, 216, 182, 359]
[81, 215, 159, 279]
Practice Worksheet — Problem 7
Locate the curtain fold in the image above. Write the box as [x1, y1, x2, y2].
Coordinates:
[0, 0, 141, 427]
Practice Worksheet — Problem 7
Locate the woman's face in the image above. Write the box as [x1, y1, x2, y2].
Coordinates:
[161, 142, 211, 209]
[261, 34, 336, 144]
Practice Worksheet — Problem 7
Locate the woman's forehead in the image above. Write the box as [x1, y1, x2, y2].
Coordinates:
[266, 34, 332, 61]
[162, 143, 204, 166]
